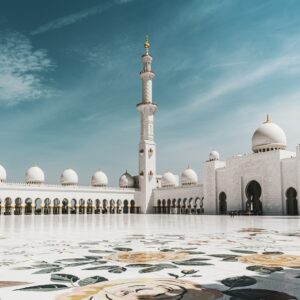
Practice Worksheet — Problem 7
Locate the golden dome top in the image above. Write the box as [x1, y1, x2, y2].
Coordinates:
[144, 33, 150, 49]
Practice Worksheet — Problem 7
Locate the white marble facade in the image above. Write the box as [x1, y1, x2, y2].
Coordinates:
[0, 37, 299, 216]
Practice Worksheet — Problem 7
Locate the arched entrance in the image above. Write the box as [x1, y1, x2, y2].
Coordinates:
[130, 200, 135, 214]
[219, 192, 227, 215]
[182, 198, 187, 214]
[195, 197, 202, 215]
[109, 199, 115, 214]
[44, 198, 51, 215]
[162, 199, 166, 214]
[157, 200, 161, 214]
[167, 199, 171, 214]
[123, 200, 129, 214]
[117, 200, 122, 214]
[87, 199, 93, 214]
[102, 199, 108, 214]
[79, 199, 85, 214]
[14, 198, 22, 215]
[4, 197, 12, 215]
[53, 198, 60, 214]
[95, 199, 100, 214]
[71, 199, 77, 214]
[246, 180, 263, 215]
[177, 198, 181, 214]
[25, 198, 32, 215]
[35, 198, 42, 215]
[286, 187, 298, 215]
[62, 198, 69, 214]
[188, 198, 193, 215]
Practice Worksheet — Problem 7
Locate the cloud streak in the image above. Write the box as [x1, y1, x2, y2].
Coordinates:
[31, 0, 134, 35]
[0, 31, 53, 105]
[190, 55, 300, 110]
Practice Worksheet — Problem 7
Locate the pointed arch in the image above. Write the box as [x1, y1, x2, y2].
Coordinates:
[35, 198, 42, 215]
[53, 198, 60, 215]
[44, 198, 51, 215]
[123, 200, 129, 214]
[25, 197, 32, 215]
[286, 187, 298, 215]
[130, 200, 135, 214]
[87, 199, 93, 214]
[71, 198, 77, 214]
[14, 197, 22, 215]
[95, 199, 101, 214]
[62, 198, 69, 214]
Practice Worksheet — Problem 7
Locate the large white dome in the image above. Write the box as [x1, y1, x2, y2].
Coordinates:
[0, 165, 6, 182]
[161, 171, 177, 188]
[60, 168, 78, 186]
[181, 167, 198, 186]
[26, 165, 44, 184]
[119, 171, 134, 188]
[252, 116, 286, 153]
[92, 170, 108, 187]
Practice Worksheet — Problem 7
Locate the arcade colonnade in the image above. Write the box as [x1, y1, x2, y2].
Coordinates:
[152, 185, 204, 215]
[154, 197, 204, 215]
[0, 185, 139, 215]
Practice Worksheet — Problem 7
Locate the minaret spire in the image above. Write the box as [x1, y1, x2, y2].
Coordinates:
[144, 33, 150, 51]
[264, 114, 271, 123]
[136, 34, 157, 213]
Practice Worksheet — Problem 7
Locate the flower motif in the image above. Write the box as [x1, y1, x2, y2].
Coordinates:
[240, 254, 300, 267]
[106, 251, 189, 263]
[56, 278, 223, 300]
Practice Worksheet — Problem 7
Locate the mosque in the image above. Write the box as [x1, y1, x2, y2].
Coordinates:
[0, 36, 299, 216]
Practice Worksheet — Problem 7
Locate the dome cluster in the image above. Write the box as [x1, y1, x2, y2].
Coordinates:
[0, 165, 113, 187]
[252, 116, 286, 153]
[161, 167, 198, 188]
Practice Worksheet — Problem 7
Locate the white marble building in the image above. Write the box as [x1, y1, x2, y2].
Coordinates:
[0, 36, 298, 216]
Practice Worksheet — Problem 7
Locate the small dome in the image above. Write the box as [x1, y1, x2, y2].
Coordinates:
[161, 171, 177, 188]
[92, 170, 108, 187]
[0, 165, 6, 182]
[252, 116, 286, 153]
[26, 165, 44, 184]
[60, 168, 78, 186]
[119, 171, 134, 188]
[209, 150, 220, 161]
[181, 167, 198, 186]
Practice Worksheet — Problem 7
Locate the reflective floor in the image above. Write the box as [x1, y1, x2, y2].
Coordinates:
[0, 215, 299, 299]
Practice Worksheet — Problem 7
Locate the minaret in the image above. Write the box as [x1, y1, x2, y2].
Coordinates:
[136, 34, 157, 213]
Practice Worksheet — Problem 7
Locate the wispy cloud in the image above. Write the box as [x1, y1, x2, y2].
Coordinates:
[189, 55, 300, 110]
[0, 31, 53, 105]
[30, 0, 134, 35]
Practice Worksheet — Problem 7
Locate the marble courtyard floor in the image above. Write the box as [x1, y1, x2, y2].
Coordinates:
[0, 215, 299, 299]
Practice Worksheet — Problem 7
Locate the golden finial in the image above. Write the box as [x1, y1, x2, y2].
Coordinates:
[144, 33, 150, 49]
[264, 114, 271, 123]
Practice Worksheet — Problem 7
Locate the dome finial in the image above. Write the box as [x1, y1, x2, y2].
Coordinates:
[144, 33, 150, 49]
[264, 114, 271, 123]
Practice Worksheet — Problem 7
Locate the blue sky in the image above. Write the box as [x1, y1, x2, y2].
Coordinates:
[0, 0, 300, 185]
